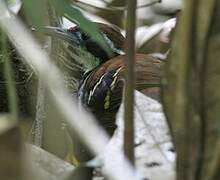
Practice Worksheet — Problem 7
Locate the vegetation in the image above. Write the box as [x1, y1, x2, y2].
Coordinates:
[0, 0, 219, 180]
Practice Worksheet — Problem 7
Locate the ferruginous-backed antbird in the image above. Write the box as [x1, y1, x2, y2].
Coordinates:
[42, 23, 163, 164]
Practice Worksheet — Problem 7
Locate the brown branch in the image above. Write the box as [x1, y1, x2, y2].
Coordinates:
[123, 0, 137, 165]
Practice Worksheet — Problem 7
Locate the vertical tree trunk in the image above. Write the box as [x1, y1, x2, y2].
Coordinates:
[162, 0, 220, 180]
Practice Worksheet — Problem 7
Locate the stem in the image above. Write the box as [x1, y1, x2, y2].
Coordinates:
[2, 33, 18, 121]
[123, 0, 137, 165]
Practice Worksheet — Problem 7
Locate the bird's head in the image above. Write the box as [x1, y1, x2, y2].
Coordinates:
[42, 23, 125, 64]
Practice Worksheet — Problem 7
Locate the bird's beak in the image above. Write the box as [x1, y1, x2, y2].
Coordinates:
[38, 26, 80, 45]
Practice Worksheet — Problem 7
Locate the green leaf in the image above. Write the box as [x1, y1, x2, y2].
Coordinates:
[49, 0, 113, 57]
[22, 0, 47, 27]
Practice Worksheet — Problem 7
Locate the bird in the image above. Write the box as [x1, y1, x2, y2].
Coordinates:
[40, 23, 125, 95]
[43, 23, 162, 132]
[42, 22, 163, 164]
[78, 53, 162, 136]
[40, 22, 125, 160]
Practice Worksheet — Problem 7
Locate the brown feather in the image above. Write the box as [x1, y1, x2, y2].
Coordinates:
[78, 53, 163, 136]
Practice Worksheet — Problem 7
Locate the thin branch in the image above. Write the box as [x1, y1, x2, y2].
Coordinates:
[123, 0, 137, 165]
[137, 0, 161, 9]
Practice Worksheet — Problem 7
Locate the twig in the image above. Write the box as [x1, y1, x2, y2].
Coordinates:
[124, 0, 137, 165]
